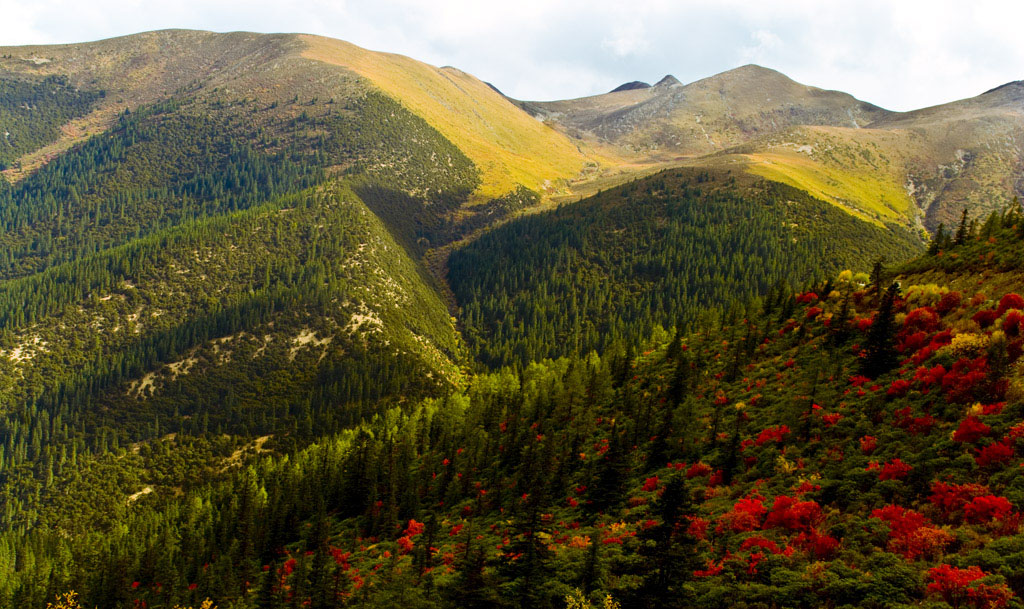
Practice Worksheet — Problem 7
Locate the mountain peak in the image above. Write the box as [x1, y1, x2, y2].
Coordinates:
[654, 74, 682, 87]
[982, 80, 1024, 95]
[609, 81, 651, 93]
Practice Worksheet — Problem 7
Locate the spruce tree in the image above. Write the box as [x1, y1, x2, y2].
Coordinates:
[861, 282, 900, 378]
[954, 208, 971, 245]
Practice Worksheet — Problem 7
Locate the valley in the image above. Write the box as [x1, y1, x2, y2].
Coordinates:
[0, 27, 1021, 609]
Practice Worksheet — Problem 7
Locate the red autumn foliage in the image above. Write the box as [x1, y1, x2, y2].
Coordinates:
[927, 564, 1012, 609]
[686, 517, 709, 541]
[943, 357, 990, 403]
[964, 495, 1014, 524]
[396, 535, 414, 554]
[898, 331, 930, 354]
[975, 440, 1015, 468]
[997, 293, 1024, 315]
[717, 497, 767, 533]
[754, 425, 790, 446]
[904, 307, 941, 333]
[796, 292, 818, 304]
[936, 291, 963, 314]
[871, 505, 953, 561]
[888, 379, 912, 396]
[1003, 310, 1024, 337]
[763, 496, 824, 533]
[860, 435, 877, 454]
[892, 408, 936, 435]
[929, 482, 991, 521]
[794, 530, 840, 559]
[981, 402, 1006, 415]
[806, 306, 823, 320]
[953, 417, 992, 443]
[641, 476, 660, 492]
[739, 535, 784, 555]
[686, 462, 712, 478]
[693, 558, 725, 578]
[878, 458, 913, 481]
[973, 309, 1000, 329]
[915, 364, 947, 388]
[821, 413, 843, 427]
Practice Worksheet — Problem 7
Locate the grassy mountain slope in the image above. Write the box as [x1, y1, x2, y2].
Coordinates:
[523, 65, 890, 157]
[300, 35, 605, 201]
[527, 67, 1024, 231]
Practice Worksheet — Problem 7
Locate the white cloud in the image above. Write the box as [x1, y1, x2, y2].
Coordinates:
[0, 0, 1021, 110]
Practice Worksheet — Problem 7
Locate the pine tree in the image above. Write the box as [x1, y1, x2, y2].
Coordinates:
[927, 223, 947, 255]
[861, 282, 900, 378]
[631, 475, 698, 608]
[954, 208, 971, 245]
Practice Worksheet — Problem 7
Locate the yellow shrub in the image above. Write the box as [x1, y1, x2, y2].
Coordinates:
[940, 333, 990, 358]
[565, 589, 621, 609]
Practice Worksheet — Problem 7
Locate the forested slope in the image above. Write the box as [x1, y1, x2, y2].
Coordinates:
[449, 169, 924, 368]
[6, 207, 1024, 609]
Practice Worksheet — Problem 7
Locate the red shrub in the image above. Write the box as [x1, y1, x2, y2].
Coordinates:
[878, 458, 913, 480]
[821, 413, 843, 427]
[686, 462, 712, 478]
[975, 440, 1015, 468]
[888, 379, 912, 396]
[904, 307, 941, 333]
[964, 495, 1014, 524]
[929, 482, 991, 521]
[997, 293, 1024, 315]
[686, 517, 709, 541]
[739, 536, 784, 555]
[806, 306, 823, 320]
[915, 364, 947, 388]
[953, 417, 991, 444]
[860, 435, 877, 454]
[898, 331, 930, 354]
[1002, 310, 1024, 338]
[641, 476, 660, 492]
[943, 357, 989, 403]
[973, 309, 1000, 329]
[927, 564, 1012, 609]
[764, 496, 824, 533]
[717, 497, 767, 533]
[936, 291, 963, 314]
[755, 425, 790, 446]
[796, 292, 819, 304]
[794, 530, 840, 559]
[872, 505, 952, 560]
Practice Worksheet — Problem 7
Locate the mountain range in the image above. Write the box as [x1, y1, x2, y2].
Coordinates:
[0, 28, 1023, 609]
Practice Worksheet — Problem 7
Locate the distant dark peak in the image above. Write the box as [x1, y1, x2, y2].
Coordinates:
[654, 75, 682, 87]
[982, 80, 1024, 95]
[610, 81, 651, 93]
[483, 81, 505, 96]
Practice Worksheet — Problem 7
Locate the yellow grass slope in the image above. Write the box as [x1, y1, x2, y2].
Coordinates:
[300, 35, 602, 201]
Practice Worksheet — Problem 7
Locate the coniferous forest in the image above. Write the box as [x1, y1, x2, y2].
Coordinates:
[1, 28, 1024, 609]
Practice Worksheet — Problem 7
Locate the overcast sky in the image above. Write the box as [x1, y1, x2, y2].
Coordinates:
[1, 0, 1021, 111]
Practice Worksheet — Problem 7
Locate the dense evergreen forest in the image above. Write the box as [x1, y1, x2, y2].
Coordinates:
[0, 75, 103, 169]
[449, 171, 924, 368]
[2, 206, 1023, 609]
